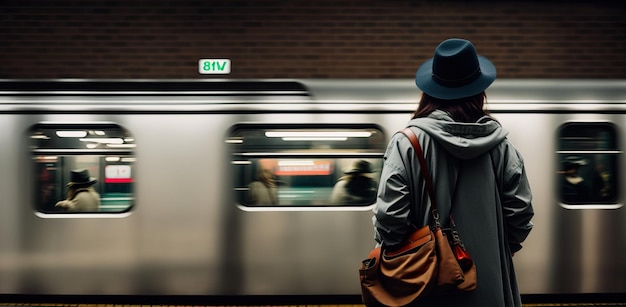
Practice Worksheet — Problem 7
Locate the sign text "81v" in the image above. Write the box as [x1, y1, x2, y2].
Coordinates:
[198, 59, 231, 74]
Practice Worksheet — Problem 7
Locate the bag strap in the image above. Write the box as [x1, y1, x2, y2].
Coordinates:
[400, 127, 442, 227]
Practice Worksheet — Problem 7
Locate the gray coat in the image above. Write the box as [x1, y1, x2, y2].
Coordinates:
[373, 110, 534, 307]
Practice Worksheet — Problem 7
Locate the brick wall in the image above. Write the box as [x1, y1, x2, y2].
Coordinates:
[1, 0, 625, 79]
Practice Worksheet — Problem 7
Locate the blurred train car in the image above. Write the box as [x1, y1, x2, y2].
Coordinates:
[0, 79, 625, 302]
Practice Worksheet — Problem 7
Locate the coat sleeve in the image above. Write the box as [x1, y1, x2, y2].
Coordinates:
[500, 141, 534, 253]
[55, 191, 100, 212]
[55, 199, 78, 211]
[372, 134, 414, 247]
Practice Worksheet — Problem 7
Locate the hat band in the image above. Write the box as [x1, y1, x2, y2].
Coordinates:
[432, 67, 481, 88]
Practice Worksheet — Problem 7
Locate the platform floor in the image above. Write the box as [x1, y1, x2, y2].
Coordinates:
[2, 304, 626, 307]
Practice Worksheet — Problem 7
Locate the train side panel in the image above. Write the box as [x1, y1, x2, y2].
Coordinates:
[0, 79, 625, 297]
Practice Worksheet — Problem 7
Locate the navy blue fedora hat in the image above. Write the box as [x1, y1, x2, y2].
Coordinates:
[415, 38, 496, 100]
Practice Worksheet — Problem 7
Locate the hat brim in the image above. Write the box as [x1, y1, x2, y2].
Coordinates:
[67, 178, 97, 186]
[415, 55, 496, 100]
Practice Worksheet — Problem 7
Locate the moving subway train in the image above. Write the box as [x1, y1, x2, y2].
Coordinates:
[0, 79, 625, 302]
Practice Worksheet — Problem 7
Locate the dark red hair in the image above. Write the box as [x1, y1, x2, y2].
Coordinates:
[412, 92, 489, 123]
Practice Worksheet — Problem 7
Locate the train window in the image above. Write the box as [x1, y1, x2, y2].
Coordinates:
[228, 124, 386, 209]
[557, 122, 621, 209]
[30, 123, 135, 215]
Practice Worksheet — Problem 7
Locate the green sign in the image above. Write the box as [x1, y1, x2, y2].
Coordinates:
[199, 59, 231, 74]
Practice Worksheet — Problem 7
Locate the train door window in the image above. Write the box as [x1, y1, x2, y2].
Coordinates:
[30, 123, 136, 215]
[557, 122, 621, 209]
[228, 124, 386, 209]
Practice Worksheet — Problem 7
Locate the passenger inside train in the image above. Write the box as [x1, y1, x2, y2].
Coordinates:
[330, 160, 377, 205]
[55, 169, 101, 212]
[559, 155, 615, 204]
[246, 167, 279, 205]
[560, 156, 592, 204]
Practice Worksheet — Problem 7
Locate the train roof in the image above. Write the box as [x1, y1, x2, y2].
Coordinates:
[0, 79, 625, 113]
